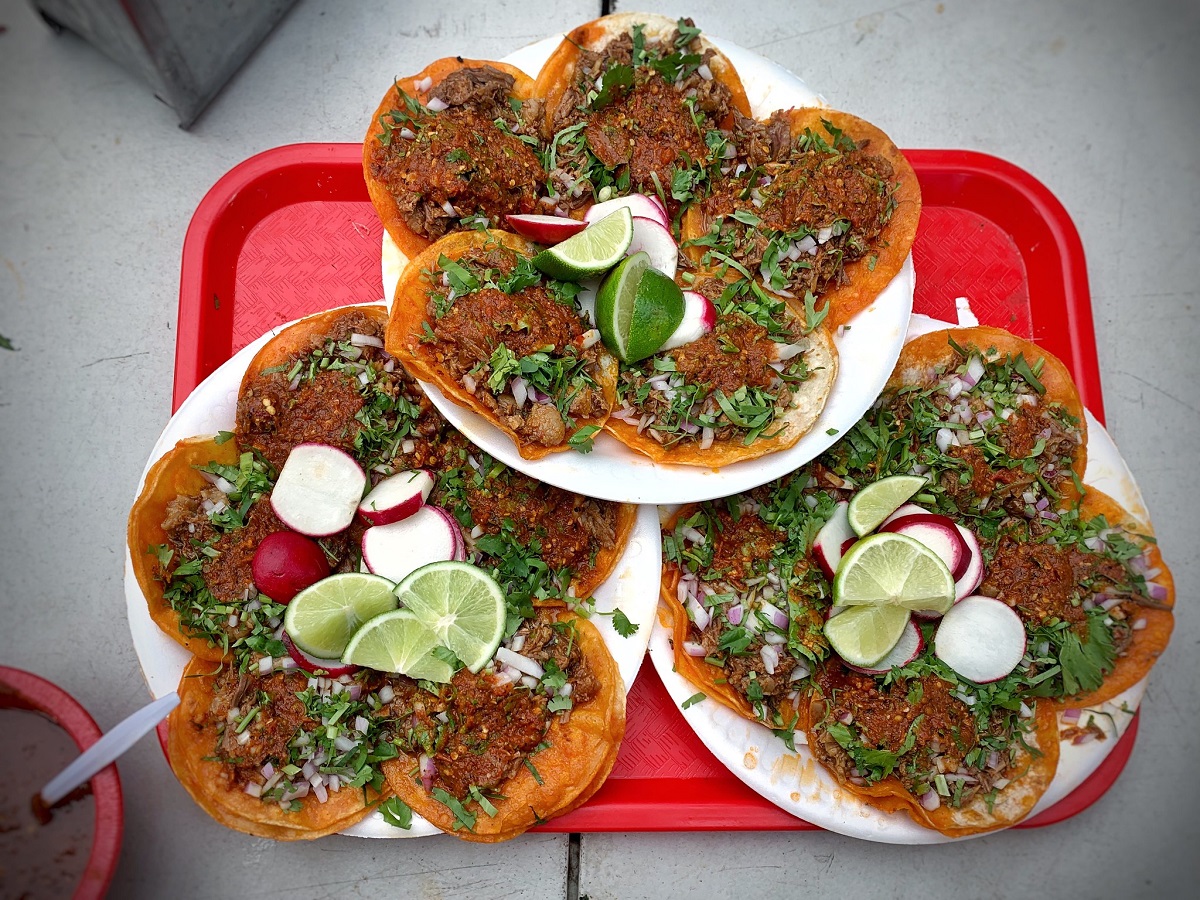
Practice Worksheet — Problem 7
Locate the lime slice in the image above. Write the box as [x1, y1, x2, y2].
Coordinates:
[283, 572, 398, 658]
[532, 207, 634, 280]
[341, 609, 454, 682]
[595, 252, 685, 363]
[833, 532, 956, 616]
[824, 604, 911, 667]
[846, 475, 927, 536]
[394, 561, 506, 673]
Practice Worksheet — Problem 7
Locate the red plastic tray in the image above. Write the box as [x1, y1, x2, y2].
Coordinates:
[174, 144, 1132, 832]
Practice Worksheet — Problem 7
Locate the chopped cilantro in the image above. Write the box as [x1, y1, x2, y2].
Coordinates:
[379, 796, 413, 829]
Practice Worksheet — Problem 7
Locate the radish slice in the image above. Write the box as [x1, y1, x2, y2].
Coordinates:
[954, 524, 984, 601]
[282, 632, 360, 676]
[271, 444, 367, 537]
[627, 216, 678, 279]
[647, 193, 668, 221]
[252, 531, 332, 604]
[358, 470, 435, 526]
[427, 506, 467, 561]
[504, 214, 586, 244]
[934, 595, 1027, 683]
[882, 502, 930, 527]
[813, 501, 854, 579]
[361, 505, 460, 582]
[846, 620, 924, 675]
[659, 290, 717, 351]
[584, 194, 668, 229]
[881, 513, 970, 580]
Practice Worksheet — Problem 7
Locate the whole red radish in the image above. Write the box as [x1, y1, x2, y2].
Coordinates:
[252, 531, 331, 604]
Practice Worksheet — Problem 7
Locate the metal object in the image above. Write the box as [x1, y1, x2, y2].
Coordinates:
[32, 0, 297, 128]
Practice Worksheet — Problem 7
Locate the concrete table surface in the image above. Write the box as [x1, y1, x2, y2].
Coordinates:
[0, 0, 1195, 897]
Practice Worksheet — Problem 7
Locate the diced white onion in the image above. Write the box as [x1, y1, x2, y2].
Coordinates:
[350, 333, 384, 349]
[511, 375, 528, 408]
[495, 647, 545, 679]
[427, 97, 449, 112]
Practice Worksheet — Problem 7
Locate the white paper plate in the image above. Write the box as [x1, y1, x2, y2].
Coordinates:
[650, 314, 1154, 843]
[379, 35, 914, 505]
[124, 303, 662, 839]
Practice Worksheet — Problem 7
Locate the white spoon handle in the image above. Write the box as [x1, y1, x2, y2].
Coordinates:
[41, 692, 180, 805]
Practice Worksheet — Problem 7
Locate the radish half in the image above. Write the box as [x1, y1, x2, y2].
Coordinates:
[934, 595, 1027, 683]
[282, 632, 360, 676]
[813, 501, 854, 579]
[627, 216, 678, 279]
[252, 531, 332, 604]
[358, 469, 435, 526]
[846, 620, 924, 675]
[881, 513, 970, 580]
[584, 194, 668, 229]
[659, 291, 717, 352]
[360, 505, 464, 583]
[271, 444, 367, 537]
[505, 214, 586, 244]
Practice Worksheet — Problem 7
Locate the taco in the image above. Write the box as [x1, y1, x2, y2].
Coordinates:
[805, 662, 1060, 837]
[430, 431, 636, 605]
[606, 272, 837, 465]
[881, 327, 1088, 520]
[386, 230, 618, 459]
[659, 471, 838, 734]
[978, 486, 1174, 708]
[682, 108, 920, 329]
[533, 13, 750, 215]
[379, 610, 625, 841]
[167, 658, 393, 839]
[363, 58, 544, 264]
[236, 305, 437, 474]
[128, 435, 309, 662]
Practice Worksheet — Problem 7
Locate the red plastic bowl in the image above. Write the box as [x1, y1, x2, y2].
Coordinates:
[0, 666, 123, 899]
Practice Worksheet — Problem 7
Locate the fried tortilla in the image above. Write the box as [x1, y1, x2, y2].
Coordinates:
[605, 273, 837, 466]
[386, 230, 618, 459]
[886, 326, 1088, 515]
[805, 666, 1060, 837]
[128, 435, 246, 661]
[658, 481, 833, 734]
[533, 13, 750, 213]
[168, 659, 384, 840]
[683, 108, 920, 330]
[381, 612, 625, 841]
[363, 59, 543, 265]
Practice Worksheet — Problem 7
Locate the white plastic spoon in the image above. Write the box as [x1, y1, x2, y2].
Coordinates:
[40, 692, 180, 806]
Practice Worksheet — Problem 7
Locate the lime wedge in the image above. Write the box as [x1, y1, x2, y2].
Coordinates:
[846, 475, 927, 536]
[394, 561, 506, 673]
[283, 572, 398, 658]
[595, 252, 685, 363]
[833, 532, 956, 616]
[824, 604, 911, 667]
[341, 609, 454, 682]
[532, 207, 634, 280]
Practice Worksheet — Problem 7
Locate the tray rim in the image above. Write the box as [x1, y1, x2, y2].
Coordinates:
[172, 144, 1130, 834]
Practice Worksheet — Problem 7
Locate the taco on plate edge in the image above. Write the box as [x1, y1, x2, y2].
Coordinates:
[364, 58, 544, 265]
[682, 108, 920, 330]
[606, 271, 837, 465]
[386, 231, 619, 459]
